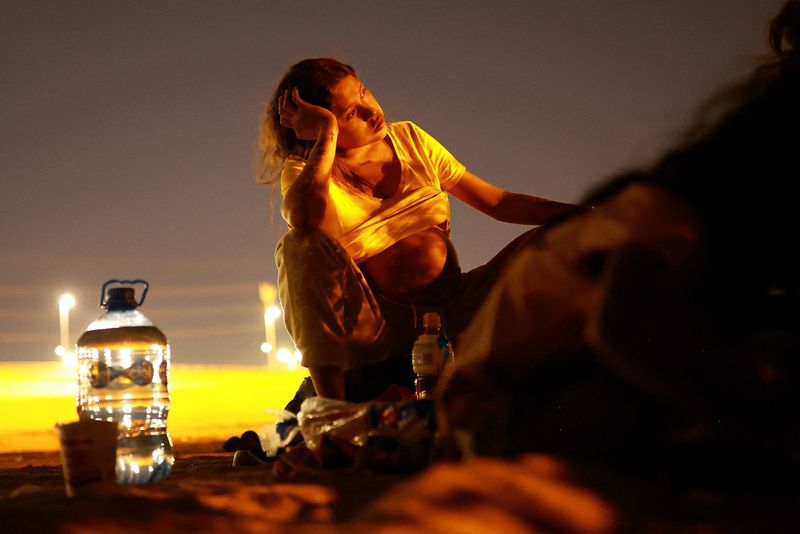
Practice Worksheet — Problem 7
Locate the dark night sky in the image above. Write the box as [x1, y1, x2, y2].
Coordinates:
[0, 0, 783, 364]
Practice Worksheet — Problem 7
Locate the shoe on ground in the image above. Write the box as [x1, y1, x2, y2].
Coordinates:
[232, 449, 270, 467]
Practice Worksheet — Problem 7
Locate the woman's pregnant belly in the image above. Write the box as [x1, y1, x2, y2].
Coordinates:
[359, 226, 460, 304]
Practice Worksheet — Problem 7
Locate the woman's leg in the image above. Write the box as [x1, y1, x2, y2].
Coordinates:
[444, 227, 545, 347]
[276, 228, 414, 410]
[275, 228, 389, 371]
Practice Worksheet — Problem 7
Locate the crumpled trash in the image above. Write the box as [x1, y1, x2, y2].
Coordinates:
[297, 397, 437, 472]
[257, 409, 303, 458]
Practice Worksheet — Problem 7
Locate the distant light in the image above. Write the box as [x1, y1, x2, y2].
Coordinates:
[266, 305, 282, 321]
[260, 342, 272, 353]
[55, 345, 77, 368]
[59, 293, 75, 312]
[274, 347, 300, 370]
[258, 283, 277, 306]
[276, 348, 292, 363]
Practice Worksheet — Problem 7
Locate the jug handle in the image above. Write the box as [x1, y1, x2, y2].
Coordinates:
[100, 279, 150, 308]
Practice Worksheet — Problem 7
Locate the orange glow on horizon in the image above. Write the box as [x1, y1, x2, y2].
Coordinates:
[0, 362, 308, 453]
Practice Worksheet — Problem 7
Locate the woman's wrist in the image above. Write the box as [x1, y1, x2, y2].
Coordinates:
[317, 117, 339, 142]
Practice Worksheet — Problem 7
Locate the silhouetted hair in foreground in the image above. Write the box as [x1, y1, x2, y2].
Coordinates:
[437, 3, 800, 481]
[257, 58, 356, 185]
[588, 0, 800, 332]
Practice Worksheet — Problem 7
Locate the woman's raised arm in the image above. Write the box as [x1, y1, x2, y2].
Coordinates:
[280, 88, 340, 230]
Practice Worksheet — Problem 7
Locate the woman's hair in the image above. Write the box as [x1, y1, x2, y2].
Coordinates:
[586, 0, 800, 329]
[256, 58, 356, 185]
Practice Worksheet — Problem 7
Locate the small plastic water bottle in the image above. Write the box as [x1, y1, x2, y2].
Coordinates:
[75, 279, 174, 485]
[411, 312, 454, 399]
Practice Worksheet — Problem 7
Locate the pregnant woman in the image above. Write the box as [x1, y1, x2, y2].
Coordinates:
[258, 58, 581, 407]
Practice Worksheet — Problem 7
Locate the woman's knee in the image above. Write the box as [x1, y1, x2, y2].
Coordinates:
[276, 227, 336, 256]
[275, 228, 351, 274]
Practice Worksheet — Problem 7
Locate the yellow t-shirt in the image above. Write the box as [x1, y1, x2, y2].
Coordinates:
[280, 121, 466, 263]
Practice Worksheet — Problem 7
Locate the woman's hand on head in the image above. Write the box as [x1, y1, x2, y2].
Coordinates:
[278, 87, 338, 141]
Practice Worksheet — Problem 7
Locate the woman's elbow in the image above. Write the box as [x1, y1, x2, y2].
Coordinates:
[284, 198, 327, 230]
[484, 203, 508, 222]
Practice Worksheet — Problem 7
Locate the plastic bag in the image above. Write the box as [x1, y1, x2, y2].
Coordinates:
[258, 409, 303, 458]
[297, 397, 437, 472]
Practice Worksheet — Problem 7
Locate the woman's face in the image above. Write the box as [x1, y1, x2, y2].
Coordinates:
[328, 75, 388, 151]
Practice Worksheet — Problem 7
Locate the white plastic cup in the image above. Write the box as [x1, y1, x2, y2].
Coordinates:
[56, 420, 118, 497]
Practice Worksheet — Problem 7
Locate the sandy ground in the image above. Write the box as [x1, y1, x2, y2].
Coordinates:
[3, 438, 799, 534]
[0, 439, 412, 534]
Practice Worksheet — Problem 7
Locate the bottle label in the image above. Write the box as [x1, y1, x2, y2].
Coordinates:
[412, 334, 446, 375]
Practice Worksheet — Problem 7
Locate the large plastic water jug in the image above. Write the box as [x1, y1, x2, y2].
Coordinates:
[75, 279, 174, 484]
